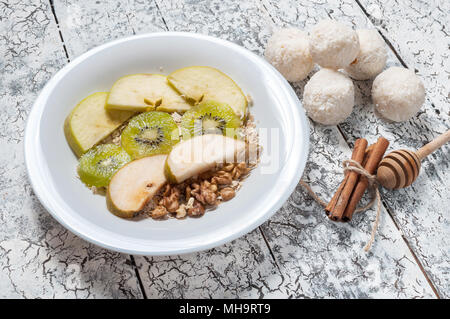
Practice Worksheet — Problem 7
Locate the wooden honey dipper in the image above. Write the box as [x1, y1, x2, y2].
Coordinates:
[377, 129, 450, 189]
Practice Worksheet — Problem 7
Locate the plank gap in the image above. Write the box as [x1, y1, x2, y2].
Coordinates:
[153, 0, 170, 31]
[351, 0, 442, 298]
[353, 0, 409, 69]
[125, 13, 137, 35]
[48, 0, 70, 62]
[255, 0, 309, 276]
[258, 226, 283, 272]
[336, 125, 350, 145]
[130, 255, 148, 299]
[259, 0, 277, 24]
[379, 197, 441, 298]
[313, 5, 431, 291]
[48, 0, 147, 298]
[258, 0, 441, 297]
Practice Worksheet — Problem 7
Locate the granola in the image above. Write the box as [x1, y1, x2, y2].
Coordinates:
[146, 160, 254, 220]
[95, 109, 259, 219]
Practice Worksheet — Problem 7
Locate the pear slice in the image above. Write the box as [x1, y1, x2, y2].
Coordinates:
[165, 134, 247, 183]
[64, 92, 134, 157]
[167, 66, 247, 119]
[106, 74, 192, 112]
[107, 155, 167, 218]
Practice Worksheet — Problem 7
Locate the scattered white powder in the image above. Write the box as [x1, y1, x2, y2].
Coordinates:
[171, 112, 182, 124]
[101, 121, 129, 146]
[90, 186, 106, 195]
[241, 114, 259, 146]
[246, 94, 253, 107]
[231, 180, 242, 192]
[141, 196, 158, 215]
[185, 197, 194, 210]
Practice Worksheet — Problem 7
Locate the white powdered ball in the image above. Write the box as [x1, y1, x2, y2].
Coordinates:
[372, 67, 425, 122]
[265, 28, 314, 82]
[344, 29, 387, 80]
[303, 69, 354, 125]
[309, 20, 360, 70]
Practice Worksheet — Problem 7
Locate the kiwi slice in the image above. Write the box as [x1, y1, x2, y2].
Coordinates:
[78, 144, 131, 187]
[180, 100, 241, 138]
[121, 111, 179, 159]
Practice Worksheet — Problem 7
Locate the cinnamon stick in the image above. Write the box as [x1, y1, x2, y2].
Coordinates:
[326, 138, 368, 221]
[325, 175, 348, 216]
[342, 137, 389, 221]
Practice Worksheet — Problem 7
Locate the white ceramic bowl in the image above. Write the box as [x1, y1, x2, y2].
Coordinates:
[25, 33, 309, 255]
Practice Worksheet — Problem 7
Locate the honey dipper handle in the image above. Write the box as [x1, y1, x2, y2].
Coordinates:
[416, 129, 450, 160]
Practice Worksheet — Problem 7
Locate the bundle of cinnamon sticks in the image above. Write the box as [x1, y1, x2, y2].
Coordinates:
[326, 137, 389, 222]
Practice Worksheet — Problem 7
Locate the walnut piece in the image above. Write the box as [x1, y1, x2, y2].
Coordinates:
[232, 167, 241, 179]
[175, 205, 187, 219]
[163, 197, 179, 213]
[185, 197, 195, 209]
[220, 187, 236, 201]
[191, 183, 200, 194]
[162, 185, 180, 213]
[209, 183, 218, 193]
[185, 186, 191, 200]
[162, 184, 171, 196]
[151, 205, 168, 219]
[200, 181, 217, 205]
[212, 171, 232, 185]
[236, 162, 249, 175]
[223, 163, 235, 172]
[202, 188, 217, 205]
[188, 200, 205, 217]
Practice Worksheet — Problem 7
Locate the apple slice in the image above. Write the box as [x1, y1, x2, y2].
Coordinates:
[106, 155, 167, 218]
[167, 66, 247, 119]
[106, 74, 192, 112]
[165, 134, 247, 183]
[64, 92, 134, 157]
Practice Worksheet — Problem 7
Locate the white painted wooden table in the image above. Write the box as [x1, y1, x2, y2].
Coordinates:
[1, 0, 448, 298]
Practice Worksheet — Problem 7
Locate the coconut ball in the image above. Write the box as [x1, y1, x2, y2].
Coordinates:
[303, 69, 354, 125]
[264, 28, 314, 82]
[309, 20, 360, 69]
[372, 67, 425, 122]
[344, 29, 387, 80]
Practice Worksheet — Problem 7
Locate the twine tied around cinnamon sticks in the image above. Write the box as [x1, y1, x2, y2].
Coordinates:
[300, 137, 389, 252]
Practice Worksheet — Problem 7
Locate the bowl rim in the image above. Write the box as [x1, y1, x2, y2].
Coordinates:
[24, 32, 309, 255]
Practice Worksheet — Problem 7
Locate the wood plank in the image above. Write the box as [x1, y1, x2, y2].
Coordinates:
[357, 0, 450, 296]
[262, 126, 435, 298]
[324, 0, 449, 297]
[134, 0, 436, 298]
[136, 230, 286, 298]
[0, 0, 142, 298]
[53, 0, 165, 58]
[262, 0, 448, 297]
[52, 0, 287, 298]
[357, 0, 449, 111]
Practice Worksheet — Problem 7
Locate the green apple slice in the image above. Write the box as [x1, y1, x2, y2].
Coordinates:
[64, 92, 134, 157]
[106, 155, 167, 218]
[106, 74, 192, 112]
[165, 134, 247, 183]
[167, 66, 247, 119]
